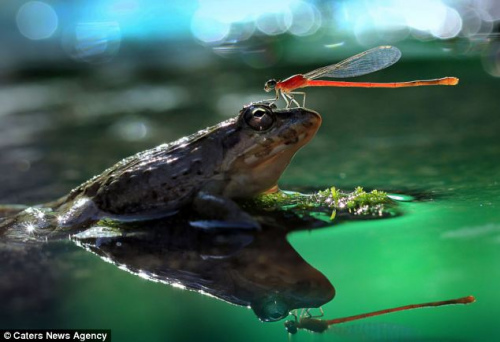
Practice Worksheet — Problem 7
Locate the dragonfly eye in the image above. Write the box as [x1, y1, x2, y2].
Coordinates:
[243, 106, 275, 132]
[284, 320, 298, 334]
[264, 79, 277, 92]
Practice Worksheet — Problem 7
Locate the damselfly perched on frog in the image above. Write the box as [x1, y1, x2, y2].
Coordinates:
[263, 46, 458, 108]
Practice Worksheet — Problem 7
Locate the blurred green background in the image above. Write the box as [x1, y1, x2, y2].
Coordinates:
[1, 0, 499, 341]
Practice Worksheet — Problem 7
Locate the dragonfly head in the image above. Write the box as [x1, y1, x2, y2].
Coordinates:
[284, 320, 298, 334]
[264, 79, 277, 92]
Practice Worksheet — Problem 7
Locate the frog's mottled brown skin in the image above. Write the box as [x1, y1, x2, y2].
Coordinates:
[1, 104, 321, 237]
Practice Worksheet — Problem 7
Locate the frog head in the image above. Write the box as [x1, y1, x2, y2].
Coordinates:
[221, 104, 321, 198]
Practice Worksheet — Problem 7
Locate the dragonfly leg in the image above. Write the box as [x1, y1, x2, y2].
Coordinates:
[302, 307, 324, 319]
[281, 92, 291, 108]
[255, 98, 278, 106]
[286, 92, 306, 107]
[290, 96, 301, 108]
[297, 308, 306, 319]
[283, 93, 301, 108]
[254, 90, 279, 106]
[303, 308, 312, 318]
[282, 93, 302, 108]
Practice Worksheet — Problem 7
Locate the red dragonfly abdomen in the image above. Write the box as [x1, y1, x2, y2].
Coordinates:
[305, 77, 458, 88]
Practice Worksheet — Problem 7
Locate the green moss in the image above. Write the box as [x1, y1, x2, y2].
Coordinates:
[250, 186, 396, 221]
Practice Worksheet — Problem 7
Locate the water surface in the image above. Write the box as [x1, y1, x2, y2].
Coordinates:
[0, 57, 498, 341]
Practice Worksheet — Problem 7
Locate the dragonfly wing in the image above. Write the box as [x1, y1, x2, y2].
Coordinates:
[303, 46, 401, 80]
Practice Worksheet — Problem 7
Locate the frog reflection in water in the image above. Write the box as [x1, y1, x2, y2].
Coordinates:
[0, 104, 321, 239]
[73, 213, 335, 322]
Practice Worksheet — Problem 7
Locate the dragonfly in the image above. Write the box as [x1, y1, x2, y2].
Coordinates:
[284, 295, 475, 334]
[263, 46, 459, 108]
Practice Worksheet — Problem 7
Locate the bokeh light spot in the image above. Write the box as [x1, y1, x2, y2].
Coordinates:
[16, 1, 58, 40]
[109, 116, 149, 141]
[288, 1, 321, 37]
[354, 14, 380, 46]
[404, 0, 447, 32]
[430, 7, 462, 39]
[482, 41, 500, 78]
[62, 22, 121, 63]
[256, 10, 292, 36]
[459, 9, 482, 38]
[191, 11, 231, 43]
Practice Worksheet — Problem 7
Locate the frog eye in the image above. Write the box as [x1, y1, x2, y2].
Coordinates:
[244, 106, 275, 131]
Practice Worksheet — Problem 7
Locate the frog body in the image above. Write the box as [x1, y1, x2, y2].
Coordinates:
[1, 104, 321, 239]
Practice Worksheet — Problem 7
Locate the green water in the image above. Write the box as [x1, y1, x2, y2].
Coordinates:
[0, 55, 499, 341]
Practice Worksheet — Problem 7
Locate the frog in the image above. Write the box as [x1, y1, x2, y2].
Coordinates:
[1, 103, 321, 239]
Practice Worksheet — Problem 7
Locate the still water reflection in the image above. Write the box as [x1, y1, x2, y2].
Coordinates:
[71, 212, 336, 322]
